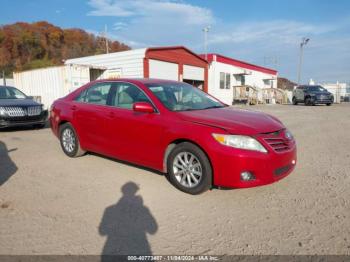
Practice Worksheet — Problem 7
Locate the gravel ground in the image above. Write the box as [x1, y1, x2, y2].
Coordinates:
[0, 104, 349, 255]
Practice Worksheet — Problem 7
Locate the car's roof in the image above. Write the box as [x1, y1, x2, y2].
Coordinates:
[298, 85, 323, 87]
[91, 78, 182, 85]
[0, 85, 16, 88]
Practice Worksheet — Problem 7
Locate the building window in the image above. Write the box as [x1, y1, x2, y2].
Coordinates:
[220, 72, 231, 89]
[239, 75, 246, 86]
[220, 72, 225, 89]
[225, 73, 231, 89]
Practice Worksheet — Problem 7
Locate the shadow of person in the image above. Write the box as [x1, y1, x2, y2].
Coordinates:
[99, 182, 158, 259]
[0, 141, 18, 186]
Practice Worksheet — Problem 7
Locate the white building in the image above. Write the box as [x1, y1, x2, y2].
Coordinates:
[13, 47, 283, 108]
[204, 54, 278, 105]
[13, 46, 208, 108]
[321, 82, 348, 103]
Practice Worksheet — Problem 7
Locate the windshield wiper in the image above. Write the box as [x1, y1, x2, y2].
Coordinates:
[176, 105, 226, 112]
[178, 108, 198, 111]
[201, 105, 226, 110]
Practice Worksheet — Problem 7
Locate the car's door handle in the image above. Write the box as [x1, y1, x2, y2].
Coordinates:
[71, 105, 77, 111]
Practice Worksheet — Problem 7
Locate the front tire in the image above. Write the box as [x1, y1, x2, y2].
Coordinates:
[305, 97, 312, 106]
[326, 103, 332, 106]
[167, 142, 212, 195]
[59, 123, 85, 158]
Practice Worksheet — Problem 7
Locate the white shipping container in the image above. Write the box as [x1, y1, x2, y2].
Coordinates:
[13, 66, 65, 109]
[13, 65, 91, 109]
[0, 78, 15, 86]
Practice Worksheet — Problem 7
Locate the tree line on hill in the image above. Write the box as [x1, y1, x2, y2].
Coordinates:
[0, 21, 130, 77]
[277, 77, 297, 91]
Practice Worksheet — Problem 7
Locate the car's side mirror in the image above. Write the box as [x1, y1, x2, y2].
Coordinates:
[133, 102, 155, 113]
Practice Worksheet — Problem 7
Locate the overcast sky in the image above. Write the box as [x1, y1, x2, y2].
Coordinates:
[1, 0, 350, 83]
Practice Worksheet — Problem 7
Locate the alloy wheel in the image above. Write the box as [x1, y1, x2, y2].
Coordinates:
[62, 128, 76, 153]
[172, 152, 202, 188]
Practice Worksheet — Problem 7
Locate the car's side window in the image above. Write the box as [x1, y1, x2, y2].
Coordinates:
[0, 87, 10, 98]
[75, 89, 87, 102]
[75, 83, 112, 105]
[111, 83, 151, 109]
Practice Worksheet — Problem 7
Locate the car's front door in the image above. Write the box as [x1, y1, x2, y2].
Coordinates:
[105, 82, 165, 169]
[71, 82, 113, 154]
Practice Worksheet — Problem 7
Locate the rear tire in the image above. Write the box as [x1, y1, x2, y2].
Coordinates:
[59, 123, 85, 158]
[292, 97, 298, 105]
[167, 142, 212, 195]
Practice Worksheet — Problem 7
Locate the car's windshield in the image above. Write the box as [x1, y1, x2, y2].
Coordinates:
[0, 86, 27, 99]
[308, 86, 327, 92]
[146, 82, 226, 111]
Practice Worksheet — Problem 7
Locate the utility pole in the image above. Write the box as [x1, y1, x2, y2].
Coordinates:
[105, 25, 109, 54]
[297, 37, 310, 85]
[202, 26, 210, 60]
[2, 70, 6, 86]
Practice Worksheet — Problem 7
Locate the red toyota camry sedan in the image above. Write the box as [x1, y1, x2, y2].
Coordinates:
[50, 79, 296, 194]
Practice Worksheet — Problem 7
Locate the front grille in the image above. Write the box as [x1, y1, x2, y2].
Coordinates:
[317, 95, 331, 101]
[4, 107, 26, 117]
[264, 138, 290, 152]
[27, 106, 42, 116]
[260, 130, 292, 153]
[3, 106, 41, 117]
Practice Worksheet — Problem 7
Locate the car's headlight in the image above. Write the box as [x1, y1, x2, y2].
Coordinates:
[0, 107, 7, 116]
[284, 129, 294, 140]
[212, 134, 267, 153]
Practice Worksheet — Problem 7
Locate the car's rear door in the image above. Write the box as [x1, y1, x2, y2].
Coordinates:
[105, 82, 165, 169]
[71, 82, 113, 154]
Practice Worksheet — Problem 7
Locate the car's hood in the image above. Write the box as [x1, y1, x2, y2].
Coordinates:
[178, 107, 285, 135]
[0, 99, 40, 107]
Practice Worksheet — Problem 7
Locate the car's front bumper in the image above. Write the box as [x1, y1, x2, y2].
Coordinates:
[209, 140, 297, 188]
[311, 96, 333, 104]
[0, 110, 48, 129]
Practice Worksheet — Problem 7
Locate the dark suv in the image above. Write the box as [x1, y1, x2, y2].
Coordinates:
[0, 85, 48, 129]
[292, 85, 334, 106]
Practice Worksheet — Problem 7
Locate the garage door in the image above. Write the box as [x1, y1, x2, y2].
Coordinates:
[183, 65, 204, 81]
[149, 59, 178, 81]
